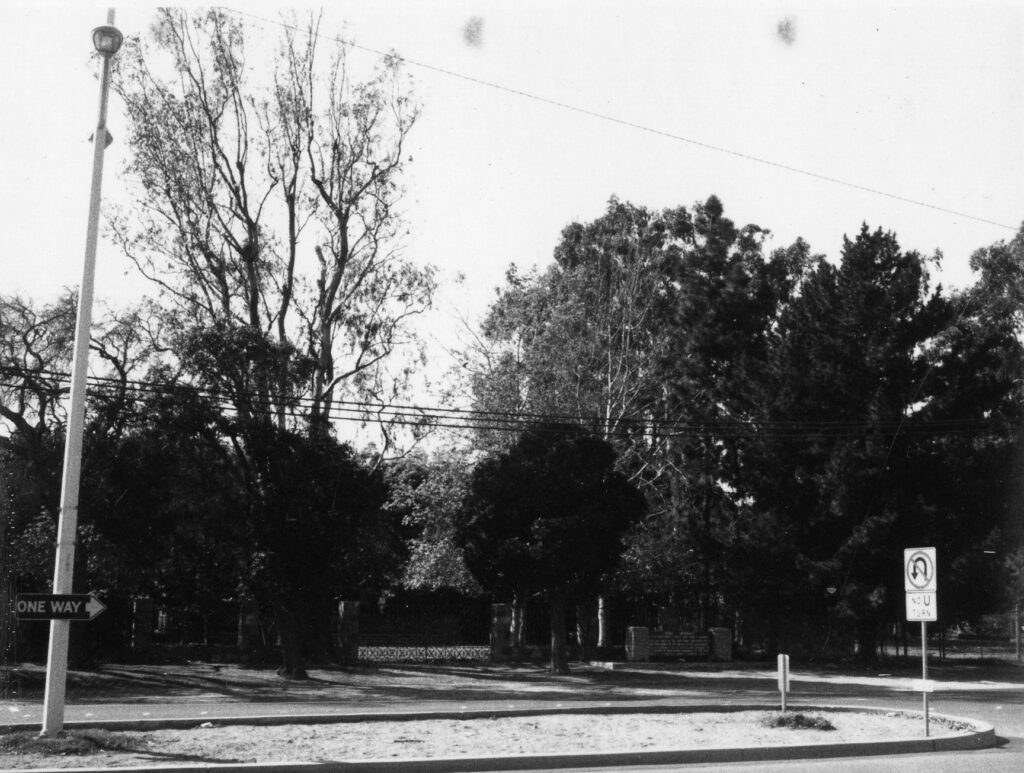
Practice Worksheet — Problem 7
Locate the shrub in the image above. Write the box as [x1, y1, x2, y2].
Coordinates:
[763, 712, 836, 731]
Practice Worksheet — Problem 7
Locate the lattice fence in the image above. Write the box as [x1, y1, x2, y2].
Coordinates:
[357, 644, 489, 662]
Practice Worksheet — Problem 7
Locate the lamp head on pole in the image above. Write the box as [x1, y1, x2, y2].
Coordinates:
[92, 25, 123, 57]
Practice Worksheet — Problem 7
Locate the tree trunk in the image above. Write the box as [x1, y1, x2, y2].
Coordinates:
[274, 600, 308, 680]
[549, 591, 570, 675]
[575, 603, 591, 663]
[597, 595, 608, 648]
[511, 596, 525, 648]
[855, 619, 878, 663]
[1015, 602, 1021, 663]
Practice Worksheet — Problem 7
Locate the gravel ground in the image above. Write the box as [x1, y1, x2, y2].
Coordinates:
[0, 709, 969, 769]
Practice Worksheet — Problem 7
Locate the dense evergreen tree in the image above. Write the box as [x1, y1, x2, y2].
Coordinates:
[737, 225, 1022, 657]
[636, 197, 808, 629]
[458, 431, 644, 673]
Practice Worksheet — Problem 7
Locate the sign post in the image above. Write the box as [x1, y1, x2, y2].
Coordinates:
[777, 653, 790, 712]
[904, 547, 937, 737]
[41, 8, 123, 738]
[921, 620, 929, 734]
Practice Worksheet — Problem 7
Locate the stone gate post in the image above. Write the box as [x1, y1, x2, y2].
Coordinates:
[131, 597, 154, 655]
[490, 603, 513, 661]
[336, 600, 360, 663]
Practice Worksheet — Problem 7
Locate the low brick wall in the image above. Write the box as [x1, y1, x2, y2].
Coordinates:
[649, 632, 712, 659]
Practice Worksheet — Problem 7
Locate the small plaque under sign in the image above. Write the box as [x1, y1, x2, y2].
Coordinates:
[906, 591, 937, 622]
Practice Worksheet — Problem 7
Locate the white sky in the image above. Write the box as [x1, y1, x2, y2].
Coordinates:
[2, 1, 1022, 358]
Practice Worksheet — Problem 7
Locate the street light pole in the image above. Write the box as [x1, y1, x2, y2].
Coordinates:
[40, 8, 123, 737]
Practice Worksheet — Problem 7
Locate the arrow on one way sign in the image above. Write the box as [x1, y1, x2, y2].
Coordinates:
[15, 594, 107, 621]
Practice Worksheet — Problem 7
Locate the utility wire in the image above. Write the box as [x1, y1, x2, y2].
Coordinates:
[221, 6, 1017, 232]
[2, 379, 1006, 440]
[1, 365, 1008, 432]
[1, 367, 1015, 440]
[0, 366, 1008, 432]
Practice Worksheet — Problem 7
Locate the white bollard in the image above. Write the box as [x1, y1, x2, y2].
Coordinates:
[777, 653, 790, 711]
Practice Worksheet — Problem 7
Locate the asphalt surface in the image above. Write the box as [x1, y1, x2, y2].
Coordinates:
[2, 658, 1022, 771]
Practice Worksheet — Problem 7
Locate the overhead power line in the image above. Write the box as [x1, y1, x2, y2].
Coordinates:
[1, 368, 1016, 441]
[221, 6, 1017, 232]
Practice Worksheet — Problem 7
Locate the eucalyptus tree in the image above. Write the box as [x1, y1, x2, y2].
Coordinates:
[111, 8, 434, 676]
[467, 198, 676, 642]
[112, 8, 434, 442]
[470, 198, 670, 454]
[471, 197, 808, 637]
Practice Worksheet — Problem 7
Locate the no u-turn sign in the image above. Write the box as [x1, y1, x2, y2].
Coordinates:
[905, 548, 937, 592]
[904, 547, 938, 622]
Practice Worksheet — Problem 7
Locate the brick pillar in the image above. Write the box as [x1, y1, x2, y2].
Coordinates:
[626, 626, 650, 662]
[336, 601, 360, 663]
[709, 627, 733, 661]
[490, 603, 513, 661]
[131, 597, 154, 654]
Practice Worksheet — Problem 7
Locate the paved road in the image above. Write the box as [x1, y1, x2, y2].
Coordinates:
[497, 752, 1023, 773]
[4, 661, 1022, 770]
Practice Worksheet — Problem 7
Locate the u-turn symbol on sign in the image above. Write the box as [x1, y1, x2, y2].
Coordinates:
[904, 547, 937, 592]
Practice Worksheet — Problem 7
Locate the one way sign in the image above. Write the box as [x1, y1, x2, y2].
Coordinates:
[15, 594, 107, 621]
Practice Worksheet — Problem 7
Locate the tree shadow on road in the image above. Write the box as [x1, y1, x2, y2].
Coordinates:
[8, 660, 1023, 711]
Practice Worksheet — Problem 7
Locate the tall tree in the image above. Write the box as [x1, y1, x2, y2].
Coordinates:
[635, 197, 808, 629]
[911, 227, 1024, 627]
[741, 225, 952, 657]
[470, 198, 673, 453]
[466, 198, 675, 644]
[112, 9, 434, 441]
[470, 197, 809, 638]
[111, 8, 434, 676]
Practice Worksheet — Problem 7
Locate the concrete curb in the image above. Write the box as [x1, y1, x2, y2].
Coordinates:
[5, 702, 855, 732]
[3, 705, 996, 772]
